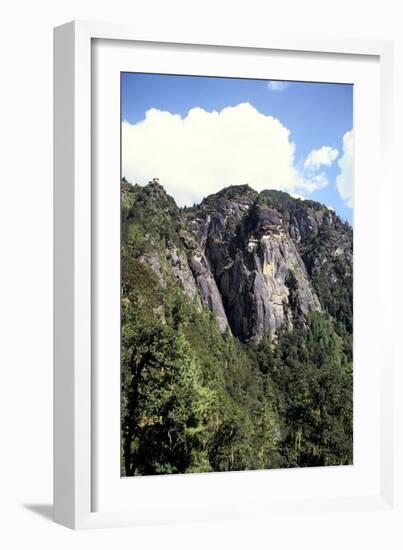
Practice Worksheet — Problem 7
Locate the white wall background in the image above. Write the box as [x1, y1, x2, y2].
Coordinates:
[0, 0, 401, 547]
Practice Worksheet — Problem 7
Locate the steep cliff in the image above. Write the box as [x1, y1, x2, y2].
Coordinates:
[122, 179, 352, 342]
[121, 178, 353, 475]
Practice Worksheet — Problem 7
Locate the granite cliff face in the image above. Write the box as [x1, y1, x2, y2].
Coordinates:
[187, 186, 323, 341]
[121, 179, 353, 342]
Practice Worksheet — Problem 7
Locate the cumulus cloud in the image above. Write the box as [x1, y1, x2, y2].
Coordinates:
[266, 81, 289, 92]
[122, 103, 329, 206]
[336, 130, 354, 208]
[299, 172, 329, 192]
[304, 146, 339, 170]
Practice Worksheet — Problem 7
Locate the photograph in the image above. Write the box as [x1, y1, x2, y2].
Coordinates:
[120, 72, 353, 477]
[1, 2, 396, 542]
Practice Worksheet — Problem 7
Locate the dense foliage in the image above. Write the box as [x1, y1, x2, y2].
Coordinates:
[121, 181, 353, 475]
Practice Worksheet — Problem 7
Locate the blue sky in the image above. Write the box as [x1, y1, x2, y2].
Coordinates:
[121, 73, 353, 224]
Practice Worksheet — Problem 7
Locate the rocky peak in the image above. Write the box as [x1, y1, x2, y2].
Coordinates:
[187, 185, 257, 248]
[122, 178, 352, 342]
[142, 178, 178, 210]
[184, 187, 325, 341]
[202, 184, 258, 205]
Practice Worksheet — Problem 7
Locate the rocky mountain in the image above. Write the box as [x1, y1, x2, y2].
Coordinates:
[121, 178, 352, 342]
[121, 178, 353, 476]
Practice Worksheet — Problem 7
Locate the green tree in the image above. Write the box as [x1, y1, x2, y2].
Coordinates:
[271, 313, 353, 467]
[122, 321, 215, 476]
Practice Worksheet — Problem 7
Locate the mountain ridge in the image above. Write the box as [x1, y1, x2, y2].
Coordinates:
[122, 178, 352, 342]
[121, 177, 353, 475]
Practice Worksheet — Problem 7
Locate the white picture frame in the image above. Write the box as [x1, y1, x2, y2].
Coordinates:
[54, 20, 398, 530]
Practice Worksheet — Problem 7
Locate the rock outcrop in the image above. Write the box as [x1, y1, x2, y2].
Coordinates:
[121, 179, 353, 341]
[187, 186, 321, 340]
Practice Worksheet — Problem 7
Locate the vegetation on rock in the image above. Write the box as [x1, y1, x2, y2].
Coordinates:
[121, 179, 353, 475]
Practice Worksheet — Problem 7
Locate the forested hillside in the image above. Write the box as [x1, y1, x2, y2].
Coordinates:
[121, 178, 353, 475]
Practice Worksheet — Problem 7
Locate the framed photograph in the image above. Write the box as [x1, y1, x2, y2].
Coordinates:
[54, 21, 396, 529]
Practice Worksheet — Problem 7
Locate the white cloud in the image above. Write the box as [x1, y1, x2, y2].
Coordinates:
[298, 172, 329, 192]
[122, 103, 329, 206]
[336, 130, 354, 208]
[266, 81, 289, 92]
[304, 146, 339, 170]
